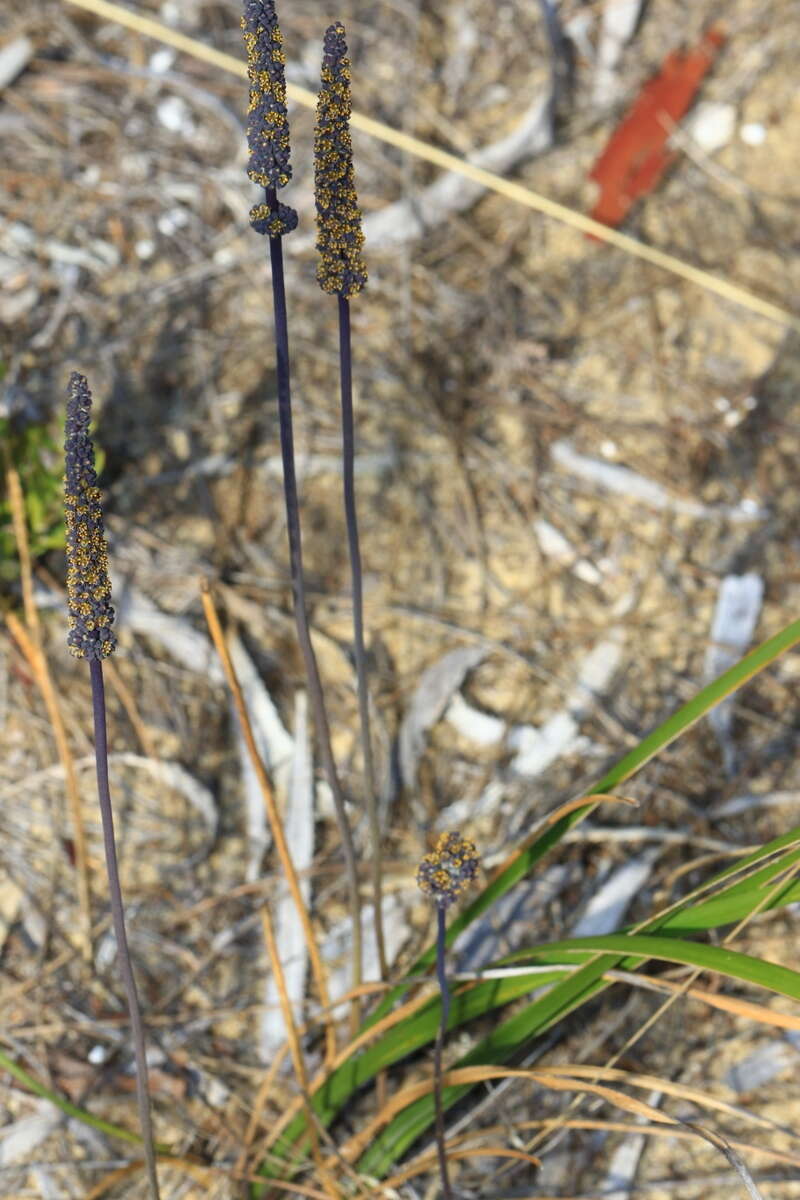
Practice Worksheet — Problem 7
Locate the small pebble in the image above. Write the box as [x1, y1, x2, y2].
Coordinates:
[0, 36, 32, 91]
[150, 47, 175, 74]
[740, 122, 767, 146]
[157, 95, 192, 134]
[685, 101, 735, 153]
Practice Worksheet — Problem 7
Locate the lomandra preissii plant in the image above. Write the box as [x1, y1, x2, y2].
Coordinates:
[241, 0, 363, 1016]
[313, 21, 387, 979]
[418, 832, 481, 1200]
[64, 372, 161, 1200]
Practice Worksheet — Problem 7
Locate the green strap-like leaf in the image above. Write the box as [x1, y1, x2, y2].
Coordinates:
[358, 934, 800, 1175]
[258, 617, 800, 1184]
[370, 616, 800, 1027]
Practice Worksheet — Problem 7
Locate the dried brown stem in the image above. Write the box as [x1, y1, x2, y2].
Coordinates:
[200, 581, 336, 1063]
[5, 612, 93, 964]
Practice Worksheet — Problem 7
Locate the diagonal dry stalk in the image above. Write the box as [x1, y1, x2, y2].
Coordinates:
[200, 581, 336, 1063]
[260, 905, 339, 1200]
[102, 656, 156, 757]
[5, 462, 40, 639]
[5, 465, 93, 963]
[62, 0, 800, 330]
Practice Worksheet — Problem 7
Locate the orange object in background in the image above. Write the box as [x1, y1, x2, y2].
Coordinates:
[589, 27, 726, 228]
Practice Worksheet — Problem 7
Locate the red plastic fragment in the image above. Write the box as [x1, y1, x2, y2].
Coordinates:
[588, 27, 725, 228]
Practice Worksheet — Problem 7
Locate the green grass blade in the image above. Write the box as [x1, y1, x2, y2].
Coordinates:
[369, 616, 800, 1026]
[264, 971, 567, 1162]
[0, 1046, 172, 1152]
[259, 618, 800, 1182]
[359, 934, 800, 1175]
[503, 934, 800, 997]
[679, 828, 800, 898]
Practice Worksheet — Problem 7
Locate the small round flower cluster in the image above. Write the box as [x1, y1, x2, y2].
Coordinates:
[64, 373, 116, 660]
[249, 199, 298, 237]
[241, 0, 297, 235]
[417, 832, 480, 908]
[313, 22, 368, 299]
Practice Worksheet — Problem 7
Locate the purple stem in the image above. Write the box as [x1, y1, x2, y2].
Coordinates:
[337, 294, 386, 979]
[263, 189, 363, 1004]
[434, 902, 454, 1200]
[89, 658, 160, 1200]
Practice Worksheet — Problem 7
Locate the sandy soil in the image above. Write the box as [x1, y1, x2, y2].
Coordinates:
[1, 0, 800, 1195]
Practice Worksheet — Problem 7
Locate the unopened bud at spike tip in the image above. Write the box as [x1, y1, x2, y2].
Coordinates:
[417, 832, 480, 908]
[314, 22, 368, 299]
[64, 373, 116, 660]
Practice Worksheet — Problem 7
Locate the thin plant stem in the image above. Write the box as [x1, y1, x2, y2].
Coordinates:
[89, 658, 161, 1200]
[434, 903, 454, 1200]
[337, 293, 387, 980]
[264, 188, 363, 1027]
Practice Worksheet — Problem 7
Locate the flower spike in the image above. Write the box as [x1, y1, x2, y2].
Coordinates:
[314, 22, 368, 298]
[417, 832, 480, 908]
[64, 372, 116, 661]
[242, 0, 298, 235]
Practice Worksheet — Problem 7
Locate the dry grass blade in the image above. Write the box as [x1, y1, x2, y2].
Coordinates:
[514, 852, 800, 1165]
[458, 962, 800, 1031]
[61, 0, 800, 330]
[6, 463, 40, 640]
[545, 792, 639, 825]
[484, 793, 636, 890]
[264, 945, 789, 1165]
[260, 906, 338, 1200]
[4, 609, 93, 963]
[386, 1145, 541, 1186]
[608, 968, 800, 1031]
[334, 1066, 672, 1165]
[385, 1119, 800, 1190]
[200, 581, 336, 1064]
[335, 1063, 800, 1168]
[678, 1120, 766, 1200]
[101, 656, 156, 757]
[84, 1159, 334, 1200]
[262, 983, 436, 1157]
[236, 1041, 290, 1182]
[539, 1066, 797, 1139]
[84, 1164, 154, 1200]
[6, 465, 93, 961]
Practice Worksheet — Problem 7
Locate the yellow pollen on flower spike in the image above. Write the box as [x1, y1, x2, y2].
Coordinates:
[64, 373, 116, 660]
[241, 0, 296, 213]
[313, 22, 367, 299]
[416, 832, 480, 907]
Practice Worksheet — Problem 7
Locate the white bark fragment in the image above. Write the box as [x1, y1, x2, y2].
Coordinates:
[509, 631, 623, 777]
[259, 691, 313, 1056]
[704, 573, 764, 773]
[593, 0, 643, 105]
